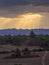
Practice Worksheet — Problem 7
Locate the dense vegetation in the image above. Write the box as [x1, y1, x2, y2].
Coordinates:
[0, 34, 49, 50]
[36, 35, 49, 50]
[0, 34, 27, 46]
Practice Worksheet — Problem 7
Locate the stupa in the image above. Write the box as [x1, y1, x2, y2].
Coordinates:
[23, 30, 40, 46]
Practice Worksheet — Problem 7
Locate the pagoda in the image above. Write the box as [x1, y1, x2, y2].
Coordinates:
[23, 30, 40, 46]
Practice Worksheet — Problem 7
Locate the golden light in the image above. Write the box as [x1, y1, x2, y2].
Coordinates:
[0, 13, 42, 29]
[16, 13, 42, 29]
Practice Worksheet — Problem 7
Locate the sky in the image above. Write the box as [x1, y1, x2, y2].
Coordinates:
[0, 0, 49, 29]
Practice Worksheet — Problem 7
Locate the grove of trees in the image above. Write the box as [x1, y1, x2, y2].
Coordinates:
[0, 30, 49, 50]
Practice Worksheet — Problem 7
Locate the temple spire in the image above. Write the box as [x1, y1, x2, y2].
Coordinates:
[29, 30, 35, 39]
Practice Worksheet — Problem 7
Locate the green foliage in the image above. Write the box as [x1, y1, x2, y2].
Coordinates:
[0, 34, 49, 51]
[22, 48, 30, 56]
[0, 34, 27, 45]
[36, 35, 49, 50]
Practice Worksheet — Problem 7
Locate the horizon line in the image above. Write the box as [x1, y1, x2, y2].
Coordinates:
[0, 28, 49, 30]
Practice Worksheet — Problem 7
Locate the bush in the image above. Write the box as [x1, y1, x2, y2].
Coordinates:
[14, 64, 22, 65]
[0, 50, 11, 54]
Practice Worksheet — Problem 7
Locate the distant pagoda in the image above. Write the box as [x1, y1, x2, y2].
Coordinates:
[23, 30, 40, 46]
[29, 30, 35, 39]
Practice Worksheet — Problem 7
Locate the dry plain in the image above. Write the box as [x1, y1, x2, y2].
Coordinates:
[0, 45, 49, 65]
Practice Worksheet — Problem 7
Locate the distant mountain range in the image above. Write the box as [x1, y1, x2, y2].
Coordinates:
[0, 29, 49, 35]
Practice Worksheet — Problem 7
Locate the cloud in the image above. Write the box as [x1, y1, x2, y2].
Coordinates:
[0, 0, 49, 18]
[39, 13, 49, 28]
[0, 0, 49, 29]
[0, 11, 49, 29]
[0, 5, 49, 18]
[0, 13, 42, 29]
[0, 0, 49, 7]
[0, 0, 31, 7]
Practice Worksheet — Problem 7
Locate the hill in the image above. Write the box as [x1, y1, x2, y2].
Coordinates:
[0, 29, 49, 35]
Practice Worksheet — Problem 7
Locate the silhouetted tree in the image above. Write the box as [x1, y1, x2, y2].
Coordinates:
[16, 48, 21, 56]
[22, 48, 30, 56]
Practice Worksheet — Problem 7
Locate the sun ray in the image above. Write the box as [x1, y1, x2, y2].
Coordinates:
[0, 13, 42, 29]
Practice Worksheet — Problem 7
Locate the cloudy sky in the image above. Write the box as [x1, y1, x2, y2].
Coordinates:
[0, 0, 49, 29]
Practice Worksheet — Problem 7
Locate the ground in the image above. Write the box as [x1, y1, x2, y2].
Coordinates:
[0, 45, 49, 65]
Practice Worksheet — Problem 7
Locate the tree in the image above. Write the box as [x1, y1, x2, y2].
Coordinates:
[22, 48, 30, 56]
[16, 48, 21, 56]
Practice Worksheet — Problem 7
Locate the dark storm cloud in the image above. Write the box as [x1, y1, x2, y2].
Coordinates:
[0, 0, 49, 7]
[32, 0, 49, 6]
[0, 0, 31, 7]
[0, 0, 49, 17]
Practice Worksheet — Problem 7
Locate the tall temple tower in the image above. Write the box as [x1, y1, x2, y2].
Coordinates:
[23, 30, 40, 46]
[29, 30, 35, 39]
